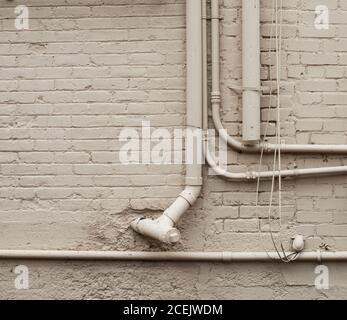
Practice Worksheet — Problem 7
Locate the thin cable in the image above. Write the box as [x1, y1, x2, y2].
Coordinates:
[268, 0, 288, 262]
[271, 0, 297, 262]
[277, 0, 284, 233]
[255, 0, 296, 263]
[274, 0, 287, 247]
[255, 0, 288, 262]
[255, 0, 276, 258]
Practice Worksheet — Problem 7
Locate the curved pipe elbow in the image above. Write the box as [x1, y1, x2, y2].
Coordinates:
[212, 104, 260, 153]
[212, 104, 347, 155]
[131, 0, 203, 245]
[164, 186, 202, 223]
[130, 186, 202, 244]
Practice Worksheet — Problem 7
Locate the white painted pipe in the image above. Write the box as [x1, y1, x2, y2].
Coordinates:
[205, 146, 347, 180]
[213, 103, 347, 154]
[130, 0, 203, 244]
[242, 0, 261, 142]
[0, 250, 346, 262]
[1, 1, 346, 261]
[211, 0, 221, 119]
[131, 215, 180, 244]
[202, 0, 208, 131]
[207, 0, 347, 180]
[211, 0, 347, 154]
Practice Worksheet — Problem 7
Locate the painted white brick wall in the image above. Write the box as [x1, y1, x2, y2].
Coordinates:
[0, 0, 346, 299]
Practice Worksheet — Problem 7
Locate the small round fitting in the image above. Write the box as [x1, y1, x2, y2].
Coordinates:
[166, 228, 181, 244]
[292, 235, 305, 253]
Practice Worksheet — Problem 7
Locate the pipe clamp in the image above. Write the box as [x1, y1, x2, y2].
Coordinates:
[180, 189, 199, 205]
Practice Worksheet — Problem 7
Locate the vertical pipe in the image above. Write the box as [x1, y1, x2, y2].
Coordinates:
[242, 0, 261, 143]
[130, 0, 203, 244]
[186, 0, 203, 185]
[211, 0, 220, 108]
[202, 0, 208, 131]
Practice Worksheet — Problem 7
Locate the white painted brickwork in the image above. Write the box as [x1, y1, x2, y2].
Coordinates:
[0, 0, 346, 299]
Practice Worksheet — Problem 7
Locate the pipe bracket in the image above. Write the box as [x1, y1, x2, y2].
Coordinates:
[317, 250, 322, 263]
[180, 188, 200, 206]
[229, 85, 272, 94]
[211, 91, 221, 104]
[211, 16, 223, 20]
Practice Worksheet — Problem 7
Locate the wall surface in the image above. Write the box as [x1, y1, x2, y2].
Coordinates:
[0, 0, 346, 299]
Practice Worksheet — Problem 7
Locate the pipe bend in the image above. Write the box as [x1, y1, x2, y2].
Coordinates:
[130, 185, 201, 244]
[213, 102, 347, 154]
[130, 0, 203, 244]
[163, 185, 202, 224]
[210, 1, 347, 155]
[205, 140, 347, 181]
[179, 186, 202, 206]
[212, 104, 260, 153]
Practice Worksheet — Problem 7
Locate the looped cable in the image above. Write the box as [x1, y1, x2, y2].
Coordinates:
[254, 0, 297, 264]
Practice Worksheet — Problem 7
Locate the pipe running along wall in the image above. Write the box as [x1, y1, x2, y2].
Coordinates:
[242, 0, 261, 142]
[130, 0, 203, 244]
[0, 250, 347, 262]
[0, 0, 347, 260]
[206, 0, 347, 180]
[211, 0, 347, 154]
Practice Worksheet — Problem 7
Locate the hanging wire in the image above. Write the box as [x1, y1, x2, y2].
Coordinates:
[255, 0, 298, 263]
[255, 0, 276, 259]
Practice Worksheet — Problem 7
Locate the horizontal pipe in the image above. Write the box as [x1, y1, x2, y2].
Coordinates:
[214, 104, 347, 154]
[0, 250, 346, 262]
[205, 139, 347, 180]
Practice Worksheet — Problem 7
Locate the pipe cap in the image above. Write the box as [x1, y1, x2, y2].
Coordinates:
[166, 228, 181, 244]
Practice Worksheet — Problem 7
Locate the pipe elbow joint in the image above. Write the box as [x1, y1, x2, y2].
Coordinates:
[130, 186, 201, 244]
[130, 216, 181, 244]
[180, 185, 202, 205]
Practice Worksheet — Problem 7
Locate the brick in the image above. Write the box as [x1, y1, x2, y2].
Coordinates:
[301, 53, 338, 65]
[317, 225, 347, 236]
[297, 212, 333, 223]
[224, 219, 259, 233]
[213, 207, 239, 219]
